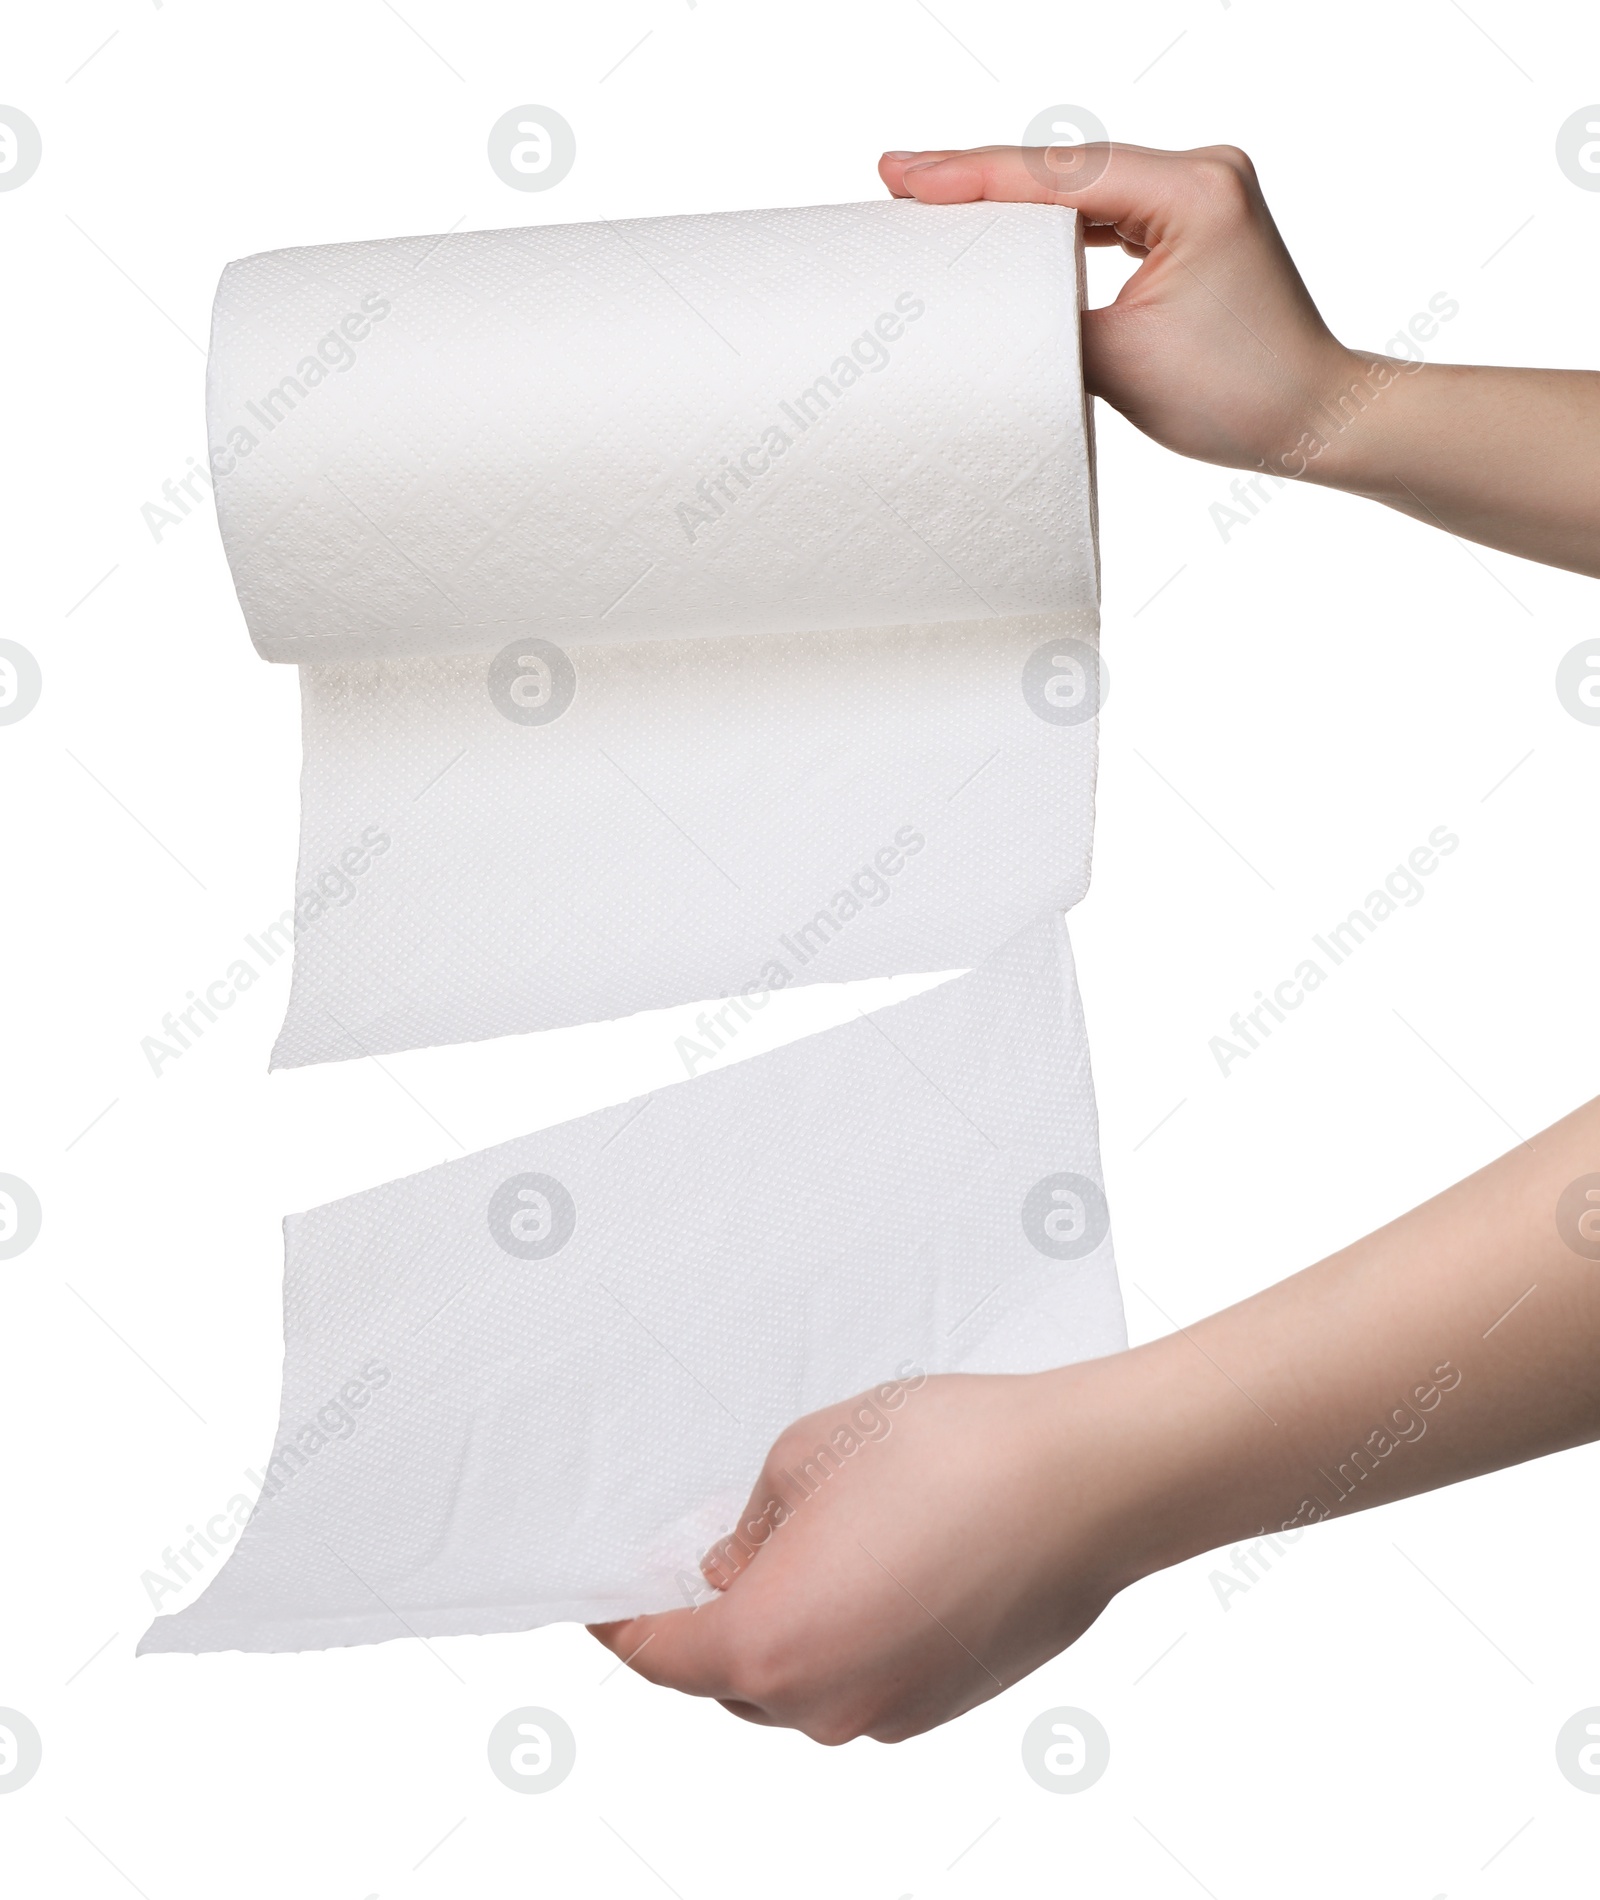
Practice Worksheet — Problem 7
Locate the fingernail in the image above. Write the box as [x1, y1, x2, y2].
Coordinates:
[883, 151, 920, 160]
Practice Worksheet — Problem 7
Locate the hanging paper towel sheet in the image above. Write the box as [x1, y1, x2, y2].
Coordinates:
[141, 199, 1123, 1655]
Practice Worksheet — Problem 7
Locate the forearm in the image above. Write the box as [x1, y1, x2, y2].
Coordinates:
[1297, 353, 1600, 578]
[1067, 1093, 1600, 1588]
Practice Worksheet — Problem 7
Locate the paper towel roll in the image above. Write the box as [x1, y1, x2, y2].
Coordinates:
[142, 200, 1121, 1655]
[209, 201, 1096, 662]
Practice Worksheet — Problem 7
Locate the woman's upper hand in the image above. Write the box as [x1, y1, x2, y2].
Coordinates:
[879, 143, 1354, 477]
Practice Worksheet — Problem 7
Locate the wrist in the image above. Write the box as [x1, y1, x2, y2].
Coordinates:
[1259, 343, 1421, 496]
[1032, 1325, 1300, 1595]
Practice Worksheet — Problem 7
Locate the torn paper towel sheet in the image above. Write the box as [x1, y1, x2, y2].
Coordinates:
[142, 199, 1122, 1654]
[141, 915, 1120, 1652]
[273, 609, 1099, 1063]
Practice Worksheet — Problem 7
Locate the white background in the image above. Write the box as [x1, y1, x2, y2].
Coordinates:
[3, 1, 1599, 1893]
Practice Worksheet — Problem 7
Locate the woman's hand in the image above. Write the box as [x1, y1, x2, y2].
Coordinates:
[880, 143, 1353, 475]
[590, 1368, 1135, 1744]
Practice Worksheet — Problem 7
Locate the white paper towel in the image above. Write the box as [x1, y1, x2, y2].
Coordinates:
[141, 915, 1121, 1651]
[209, 201, 1096, 664]
[142, 199, 1122, 1655]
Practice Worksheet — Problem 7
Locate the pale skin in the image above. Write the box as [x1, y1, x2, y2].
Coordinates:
[590, 144, 1600, 1742]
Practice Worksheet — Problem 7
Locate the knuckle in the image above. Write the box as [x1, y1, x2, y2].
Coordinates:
[1205, 142, 1257, 177]
[769, 1412, 827, 1469]
[804, 1712, 862, 1748]
[1189, 153, 1256, 218]
[724, 1628, 795, 1705]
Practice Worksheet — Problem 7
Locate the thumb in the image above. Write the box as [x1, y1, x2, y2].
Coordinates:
[698, 1432, 820, 1592]
[587, 1598, 741, 1700]
[587, 1438, 807, 1686]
